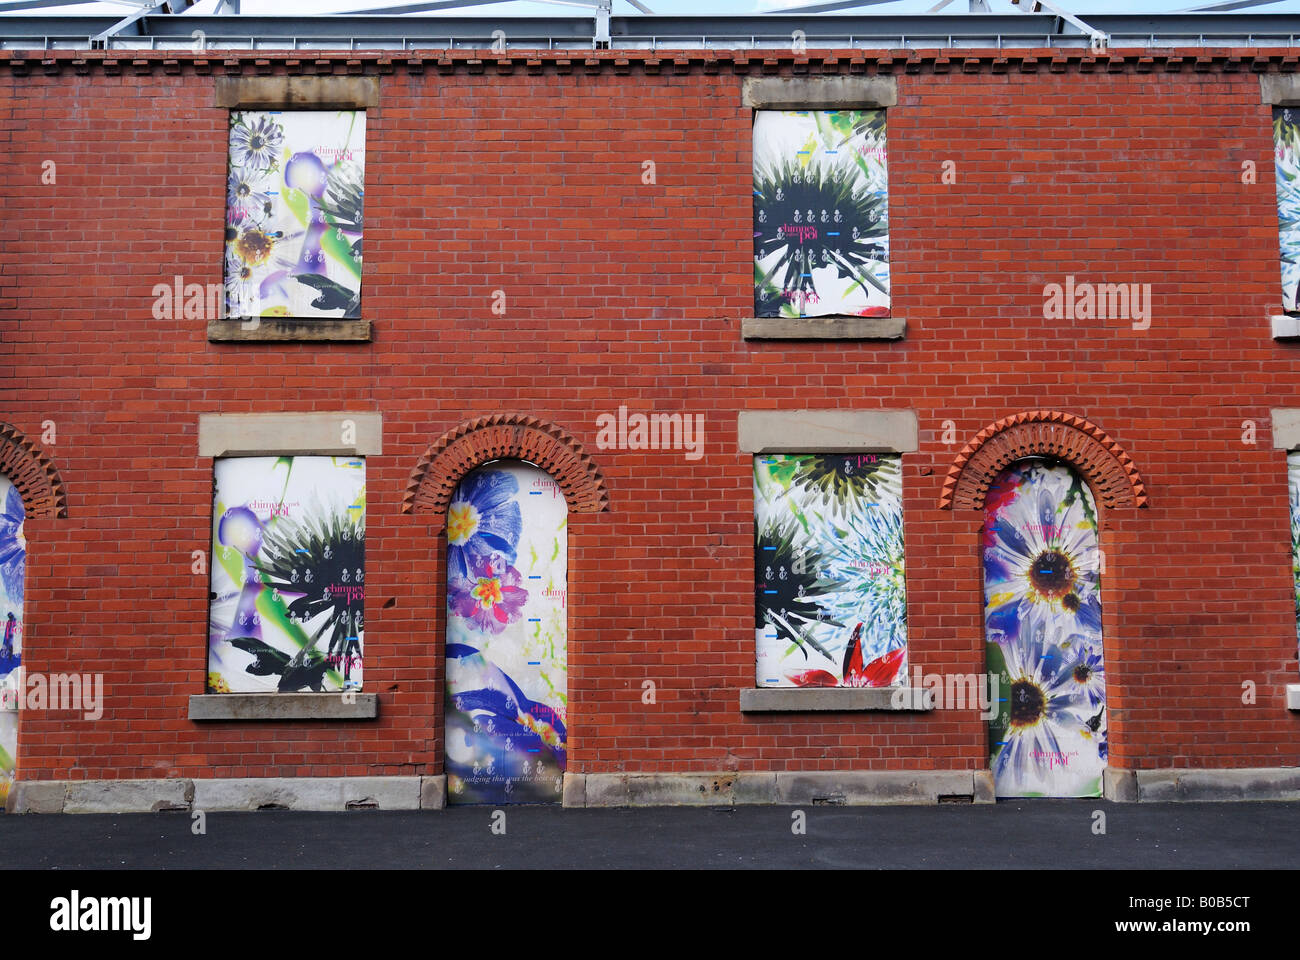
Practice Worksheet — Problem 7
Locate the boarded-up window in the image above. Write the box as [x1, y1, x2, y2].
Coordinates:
[208, 456, 365, 693]
[754, 454, 906, 688]
[1275, 107, 1300, 312]
[752, 110, 889, 319]
[225, 110, 365, 320]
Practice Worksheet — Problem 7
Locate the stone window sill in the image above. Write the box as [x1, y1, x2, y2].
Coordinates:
[742, 316, 904, 340]
[207, 319, 371, 342]
[739, 687, 932, 712]
[1287, 684, 1300, 711]
[189, 693, 377, 721]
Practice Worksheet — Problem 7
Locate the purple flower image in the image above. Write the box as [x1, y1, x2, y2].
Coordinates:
[449, 554, 529, 635]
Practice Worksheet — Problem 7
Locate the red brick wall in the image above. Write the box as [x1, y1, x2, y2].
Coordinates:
[2, 48, 1298, 782]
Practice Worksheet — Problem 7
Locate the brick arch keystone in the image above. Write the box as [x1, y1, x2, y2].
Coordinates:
[939, 411, 1148, 511]
[0, 422, 67, 519]
[402, 414, 609, 527]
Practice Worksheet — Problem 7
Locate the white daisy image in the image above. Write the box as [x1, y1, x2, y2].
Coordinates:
[992, 611, 1105, 798]
[983, 460, 1106, 798]
[983, 459, 1101, 636]
[229, 113, 284, 172]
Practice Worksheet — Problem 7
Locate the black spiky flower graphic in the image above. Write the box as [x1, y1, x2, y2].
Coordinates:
[254, 503, 365, 691]
[753, 110, 889, 317]
[755, 513, 839, 661]
[790, 453, 900, 517]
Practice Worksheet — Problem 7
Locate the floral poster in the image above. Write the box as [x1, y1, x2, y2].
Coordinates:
[445, 463, 567, 805]
[208, 456, 365, 694]
[1288, 452, 1300, 665]
[1275, 107, 1300, 313]
[753, 109, 889, 318]
[754, 454, 906, 688]
[0, 477, 23, 806]
[983, 460, 1106, 798]
[225, 110, 365, 320]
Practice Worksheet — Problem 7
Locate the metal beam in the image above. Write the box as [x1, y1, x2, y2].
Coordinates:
[1178, 0, 1285, 9]
[1012, 0, 1107, 46]
[0, 0, 121, 11]
[3, 11, 1299, 52]
[762, 0, 904, 13]
[90, 0, 195, 48]
[340, 0, 592, 12]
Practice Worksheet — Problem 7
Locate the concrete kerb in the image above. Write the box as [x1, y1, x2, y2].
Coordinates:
[7, 768, 1300, 812]
[565, 771, 991, 807]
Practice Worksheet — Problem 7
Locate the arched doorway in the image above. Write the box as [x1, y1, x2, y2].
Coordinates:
[982, 459, 1106, 798]
[444, 460, 568, 805]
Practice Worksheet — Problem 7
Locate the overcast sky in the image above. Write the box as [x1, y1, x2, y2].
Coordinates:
[5, 0, 1300, 18]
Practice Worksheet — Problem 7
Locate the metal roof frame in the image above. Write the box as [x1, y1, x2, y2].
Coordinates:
[1, 5, 1299, 51]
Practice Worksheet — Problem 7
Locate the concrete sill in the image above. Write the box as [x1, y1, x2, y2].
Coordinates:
[1287, 684, 1300, 711]
[1271, 314, 1300, 339]
[740, 687, 932, 712]
[742, 316, 905, 340]
[208, 319, 371, 342]
[189, 693, 378, 721]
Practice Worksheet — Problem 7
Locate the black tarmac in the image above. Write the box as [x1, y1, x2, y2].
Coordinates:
[2, 799, 1296, 869]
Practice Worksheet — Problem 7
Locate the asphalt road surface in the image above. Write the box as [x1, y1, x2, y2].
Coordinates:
[2, 799, 1296, 869]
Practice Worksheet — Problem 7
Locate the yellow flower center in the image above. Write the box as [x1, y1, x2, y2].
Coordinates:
[472, 577, 502, 610]
[446, 502, 479, 546]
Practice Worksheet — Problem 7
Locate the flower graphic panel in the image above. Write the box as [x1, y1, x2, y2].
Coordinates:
[208, 456, 365, 693]
[982, 460, 1105, 798]
[753, 109, 889, 318]
[224, 110, 365, 320]
[446, 462, 567, 805]
[1288, 451, 1300, 664]
[0, 475, 22, 807]
[755, 454, 906, 688]
[1275, 107, 1300, 312]
[446, 467, 523, 582]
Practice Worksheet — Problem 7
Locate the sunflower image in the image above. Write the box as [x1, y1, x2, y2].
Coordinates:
[983, 461, 1101, 638]
[988, 612, 1105, 798]
[233, 225, 277, 267]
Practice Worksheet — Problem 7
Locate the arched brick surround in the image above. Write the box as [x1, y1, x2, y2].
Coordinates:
[940, 411, 1148, 511]
[402, 414, 609, 528]
[0, 422, 67, 518]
